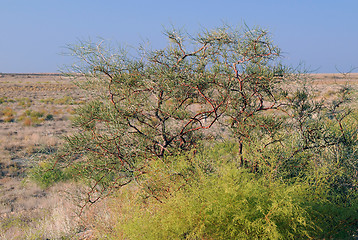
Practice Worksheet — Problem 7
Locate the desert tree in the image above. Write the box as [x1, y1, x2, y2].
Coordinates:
[47, 24, 289, 205]
[44, 24, 356, 209]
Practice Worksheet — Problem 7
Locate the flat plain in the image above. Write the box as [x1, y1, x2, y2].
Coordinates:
[0, 72, 357, 239]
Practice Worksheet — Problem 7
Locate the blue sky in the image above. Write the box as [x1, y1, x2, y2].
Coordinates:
[1, 0, 357, 73]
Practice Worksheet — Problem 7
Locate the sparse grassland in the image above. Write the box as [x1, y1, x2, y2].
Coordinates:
[0, 74, 89, 239]
[0, 73, 357, 239]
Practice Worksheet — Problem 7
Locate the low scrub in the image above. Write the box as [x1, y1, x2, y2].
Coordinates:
[16, 97, 32, 108]
[1, 107, 16, 122]
[90, 142, 358, 239]
[18, 109, 54, 126]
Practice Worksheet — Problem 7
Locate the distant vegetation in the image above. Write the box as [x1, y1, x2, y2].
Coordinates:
[33, 24, 358, 239]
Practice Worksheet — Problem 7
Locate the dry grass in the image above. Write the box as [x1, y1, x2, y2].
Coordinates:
[0, 74, 90, 239]
[0, 181, 88, 239]
[309, 73, 358, 94]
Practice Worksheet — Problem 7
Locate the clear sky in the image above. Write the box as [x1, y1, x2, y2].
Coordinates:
[1, 0, 357, 73]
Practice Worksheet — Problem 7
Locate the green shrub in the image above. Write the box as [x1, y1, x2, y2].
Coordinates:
[106, 143, 358, 239]
[45, 114, 54, 120]
[29, 162, 73, 188]
[121, 167, 311, 239]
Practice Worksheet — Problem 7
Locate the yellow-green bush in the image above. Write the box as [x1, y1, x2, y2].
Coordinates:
[29, 161, 74, 188]
[119, 167, 312, 239]
[94, 142, 358, 239]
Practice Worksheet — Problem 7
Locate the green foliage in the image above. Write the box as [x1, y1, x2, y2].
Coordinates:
[105, 142, 358, 239]
[29, 161, 74, 188]
[45, 114, 54, 120]
[122, 167, 310, 239]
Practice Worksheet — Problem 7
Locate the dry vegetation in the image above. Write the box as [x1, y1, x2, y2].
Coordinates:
[0, 74, 89, 239]
[0, 73, 357, 239]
